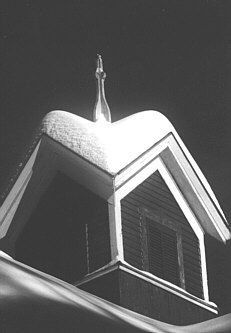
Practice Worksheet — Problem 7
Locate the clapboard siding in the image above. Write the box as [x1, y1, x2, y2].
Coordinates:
[119, 270, 215, 325]
[123, 224, 140, 238]
[121, 206, 141, 270]
[128, 189, 188, 223]
[138, 183, 181, 211]
[121, 170, 203, 299]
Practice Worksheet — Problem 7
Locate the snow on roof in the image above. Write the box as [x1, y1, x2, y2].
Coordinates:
[1, 251, 231, 332]
[41, 110, 228, 228]
[42, 110, 174, 174]
[0, 109, 227, 232]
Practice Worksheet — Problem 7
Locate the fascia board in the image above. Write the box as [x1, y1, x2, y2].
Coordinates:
[161, 135, 230, 242]
[0, 141, 41, 239]
[171, 130, 226, 220]
[0, 135, 114, 240]
[113, 134, 230, 243]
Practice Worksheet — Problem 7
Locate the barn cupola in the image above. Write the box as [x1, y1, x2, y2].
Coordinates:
[0, 57, 230, 325]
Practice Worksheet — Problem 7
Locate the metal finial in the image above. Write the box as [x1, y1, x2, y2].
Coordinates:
[96, 54, 103, 71]
[93, 55, 111, 122]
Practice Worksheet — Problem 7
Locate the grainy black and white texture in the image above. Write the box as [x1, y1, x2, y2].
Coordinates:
[1, 1, 231, 222]
[1, 0, 231, 314]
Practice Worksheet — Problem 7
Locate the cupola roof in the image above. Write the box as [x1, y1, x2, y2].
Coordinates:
[41, 109, 173, 174]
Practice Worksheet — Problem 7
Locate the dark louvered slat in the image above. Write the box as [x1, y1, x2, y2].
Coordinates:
[148, 225, 163, 278]
[162, 229, 180, 286]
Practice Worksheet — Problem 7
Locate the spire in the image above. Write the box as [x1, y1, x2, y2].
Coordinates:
[93, 55, 111, 123]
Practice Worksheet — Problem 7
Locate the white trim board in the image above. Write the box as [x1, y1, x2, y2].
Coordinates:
[119, 262, 217, 314]
[113, 156, 209, 301]
[105, 132, 231, 303]
[0, 141, 41, 239]
[75, 260, 217, 314]
[114, 133, 230, 242]
[0, 136, 115, 240]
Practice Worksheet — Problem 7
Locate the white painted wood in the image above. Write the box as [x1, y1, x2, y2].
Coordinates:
[114, 133, 229, 243]
[115, 138, 170, 189]
[108, 191, 124, 262]
[157, 158, 209, 301]
[115, 157, 162, 201]
[200, 235, 209, 302]
[75, 259, 217, 314]
[163, 137, 230, 242]
[0, 141, 41, 238]
[0, 136, 114, 242]
[0, 110, 228, 306]
[0, 171, 32, 238]
[157, 158, 204, 239]
[119, 262, 218, 314]
[114, 153, 210, 301]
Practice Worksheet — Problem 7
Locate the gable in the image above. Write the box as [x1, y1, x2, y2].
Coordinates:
[114, 134, 230, 244]
[121, 171, 203, 299]
[147, 220, 180, 286]
[6, 172, 111, 283]
[0, 109, 228, 321]
[0, 111, 229, 246]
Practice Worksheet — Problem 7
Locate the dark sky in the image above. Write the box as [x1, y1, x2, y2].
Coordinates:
[1, 0, 231, 222]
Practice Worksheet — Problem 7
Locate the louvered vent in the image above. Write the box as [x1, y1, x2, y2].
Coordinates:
[121, 170, 204, 299]
[147, 220, 180, 286]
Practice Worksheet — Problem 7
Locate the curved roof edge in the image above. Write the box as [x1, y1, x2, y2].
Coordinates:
[0, 110, 229, 235]
[41, 110, 174, 175]
[1, 251, 231, 333]
[41, 110, 228, 229]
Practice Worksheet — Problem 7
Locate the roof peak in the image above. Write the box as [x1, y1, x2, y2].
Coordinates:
[93, 55, 111, 123]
